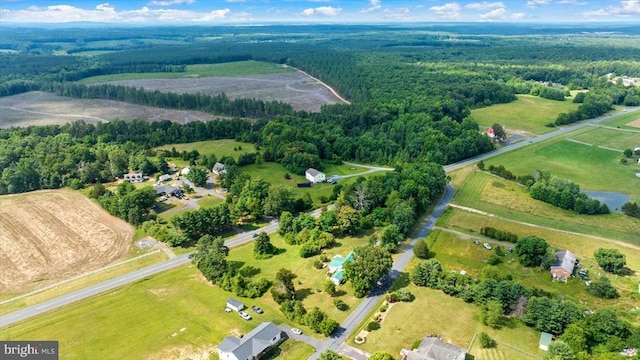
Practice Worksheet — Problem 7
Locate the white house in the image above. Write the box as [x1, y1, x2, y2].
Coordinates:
[158, 174, 171, 182]
[226, 298, 245, 312]
[123, 172, 144, 182]
[180, 167, 191, 176]
[218, 322, 282, 360]
[305, 168, 326, 183]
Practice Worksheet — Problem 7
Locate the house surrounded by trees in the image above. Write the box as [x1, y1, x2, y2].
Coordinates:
[550, 249, 577, 282]
[328, 251, 354, 285]
[305, 168, 326, 183]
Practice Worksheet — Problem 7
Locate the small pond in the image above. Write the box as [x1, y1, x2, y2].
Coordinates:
[584, 191, 630, 213]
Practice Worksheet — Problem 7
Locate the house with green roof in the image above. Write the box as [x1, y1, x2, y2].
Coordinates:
[328, 251, 354, 285]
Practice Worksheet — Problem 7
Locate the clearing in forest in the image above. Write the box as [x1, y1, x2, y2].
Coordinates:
[0, 189, 133, 294]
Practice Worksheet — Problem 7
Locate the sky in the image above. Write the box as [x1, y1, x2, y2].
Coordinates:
[0, 0, 639, 24]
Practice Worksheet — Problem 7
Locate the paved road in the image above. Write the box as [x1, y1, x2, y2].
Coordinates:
[1, 107, 637, 333]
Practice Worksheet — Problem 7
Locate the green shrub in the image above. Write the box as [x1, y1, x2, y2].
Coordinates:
[366, 321, 381, 331]
[478, 332, 496, 348]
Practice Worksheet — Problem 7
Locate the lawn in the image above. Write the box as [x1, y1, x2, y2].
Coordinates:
[568, 127, 640, 151]
[80, 61, 295, 83]
[156, 139, 258, 162]
[452, 170, 640, 244]
[483, 137, 640, 201]
[1, 229, 371, 359]
[349, 282, 544, 360]
[437, 208, 640, 314]
[196, 195, 225, 208]
[470, 94, 580, 136]
[263, 339, 316, 359]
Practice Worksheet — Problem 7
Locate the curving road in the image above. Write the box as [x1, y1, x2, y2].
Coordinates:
[1, 107, 638, 334]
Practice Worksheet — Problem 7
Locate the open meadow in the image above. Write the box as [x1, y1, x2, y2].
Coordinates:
[0, 91, 220, 128]
[452, 170, 640, 244]
[0, 230, 371, 359]
[601, 110, 640, 130]
[483, 135, 640, 202]
[0, 189, 134, 295]
[470, 94, 580, 136]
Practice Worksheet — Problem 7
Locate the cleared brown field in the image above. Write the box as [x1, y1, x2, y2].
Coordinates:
[0, 91, 221, 128]
[628, 118, 640, 128]
[98, 71, 343, 112]
[0, 189, 133, 293]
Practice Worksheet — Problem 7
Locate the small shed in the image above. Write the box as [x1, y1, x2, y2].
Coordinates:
[539, 332, 553, 351]
[181, 167, 191, 176]
[158, 174, 171, 182]
[226, 298, 245, 312]
[212, 162, 227, 176]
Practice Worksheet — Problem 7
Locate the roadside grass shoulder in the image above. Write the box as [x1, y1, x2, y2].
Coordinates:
[437, 208, 640, 314]
[453, 171, 640, 244]
[470, 94, 579, 136]
[196, 195, 224, 208]
[80, 61, 295, 83]
[568, 127, 640, 151]
[600, 111, 640, 130]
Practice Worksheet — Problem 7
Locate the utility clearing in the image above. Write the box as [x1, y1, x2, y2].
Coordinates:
[0, 189, 133, 294]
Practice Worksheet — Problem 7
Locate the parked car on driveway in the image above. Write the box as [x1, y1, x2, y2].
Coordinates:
[239, 311, 252, 320]
[483, 243, 492, 250]
[291, 328, 302, 335]
[251, 305, 263, 314]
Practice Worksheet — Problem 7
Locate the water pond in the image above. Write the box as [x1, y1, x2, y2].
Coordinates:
[585, 191, 630, 213]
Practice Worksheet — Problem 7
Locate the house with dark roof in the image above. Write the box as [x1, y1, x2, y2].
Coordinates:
[400, 336, 467, 360]
[218, 322, 283, 360]
[305, 168, 326, 183]
[153, 184, 182, 197]
[212, 162, 227, 176]
[550, 249, 577, 282]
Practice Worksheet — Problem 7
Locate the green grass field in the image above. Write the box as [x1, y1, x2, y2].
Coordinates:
[452, 170, 640, 244]
[601, 111, 640, 130]
[349, 282, 543, 360]
[569, 127, 640, 151]
[263, 339, 316, 359]
[81, 61, 296, 83]
[156, 139, 258, 162]
[1, 229, 371, 358]
[484, 137, 640, 201]
[470, 94, 580, 136]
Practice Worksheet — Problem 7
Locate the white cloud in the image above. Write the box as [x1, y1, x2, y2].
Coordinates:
[0, 3, 233, 23]
[479, 7, 506, 20]
[225, 0, 246, 3]
[556, 0, 587, 4]
[300, 6, 342, 16]
[465, 2, 504, 10]
[510, 12, 526, 19]
[527, 0, 550, 8]
[429, 2, 462, 19]
[582, 0, 640, 17]
[362, 0, 382, 13]
[148, 0, 195, 6]
[382, 7, 413, 20]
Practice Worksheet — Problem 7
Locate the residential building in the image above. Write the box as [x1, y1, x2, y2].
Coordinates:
[550, 249, 577, 282]
[328, 251, 354, 285]
[400, 336, 467, 360]
[123, 172, 144, 182]
[158, 174, 171, 182]
[218, 322, 283, 360]
[305, 168, 326, 183]
[213, 162, 227, 176]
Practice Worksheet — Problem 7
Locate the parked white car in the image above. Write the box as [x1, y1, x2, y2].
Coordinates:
[239, 311, 252, 320]
[483, 243, 492, 250]
[291, 328, 302, 335]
